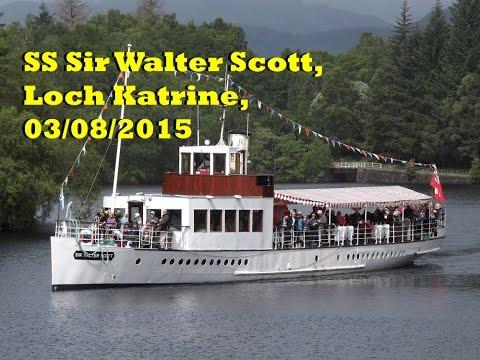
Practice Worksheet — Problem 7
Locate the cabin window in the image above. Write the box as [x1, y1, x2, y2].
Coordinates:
[213, 154, 226, 174]
[210, 210, 222, 232]
[194, 153, 209, 174]
[181, 153, 191, 174]
[194, 210, 207, 232]
[239, 210, 250, 232]
[225, 210, 236, 232]
[252, 210, 263, 232]
[166, 209, 182, 230]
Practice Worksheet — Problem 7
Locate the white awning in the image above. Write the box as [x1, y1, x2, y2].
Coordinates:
[274, 186, 431, 208]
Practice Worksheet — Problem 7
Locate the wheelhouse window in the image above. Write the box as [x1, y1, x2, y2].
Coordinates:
[225, 210, 236, 232]
[181, 153, 191, 174]
[239, 210, 250, 232]
[213, 154, 226, 174]
[210, 210, 222, 232]
[194, 153, 210, 174]
[252, 210, 263, 232]
[230, 152, 245, 175]
[194, 210, 207, 232]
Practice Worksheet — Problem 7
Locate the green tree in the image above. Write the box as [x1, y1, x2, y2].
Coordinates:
[442, 0, 480, 91]
[25, 2, 54, 28]
[302, 142, 332, 182]
[469, 157, 480, 183]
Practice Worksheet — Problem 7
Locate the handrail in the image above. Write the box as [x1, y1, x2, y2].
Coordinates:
[272, 218, 445, 250]
[55, 220, 174, 250]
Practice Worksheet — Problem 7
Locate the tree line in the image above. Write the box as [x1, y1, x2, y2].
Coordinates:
[0, 0, 479, 230]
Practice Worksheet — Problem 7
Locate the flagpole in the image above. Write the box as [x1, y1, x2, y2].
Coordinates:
[112, 43, 131, 211]
[218, 66, 229, 145]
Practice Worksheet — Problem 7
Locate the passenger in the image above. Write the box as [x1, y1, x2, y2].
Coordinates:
[96, 207, 105, 220]
[157, 210, 171, 231]
[335, 211, 346, 226]
[120, 212, 128, 227]
[134, 212, 143, 226]
[294, 212, 305, 248]
[114, 209, 121, 222]
[106, 212, 117, 229]
[373, 208, 383, 223]
[198, 154, 210, 174]
[98, 209, 108, 237]
[308, 213, 319, 230]
[349, 209, 361, 227]
[149, 210, 159, 225]
[282, 210, 293, 248]
[307, 213, 319, 248]
[317, 210, 328, 225]
[404, 205, 414, 222]
[344, 214, 350, 226]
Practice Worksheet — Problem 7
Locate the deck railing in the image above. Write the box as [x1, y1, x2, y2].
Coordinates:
[55, 220, 173, 249]
[272, 218, 445, 250]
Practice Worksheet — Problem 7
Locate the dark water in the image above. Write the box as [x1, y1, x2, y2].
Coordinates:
[1, 184, 479, 360]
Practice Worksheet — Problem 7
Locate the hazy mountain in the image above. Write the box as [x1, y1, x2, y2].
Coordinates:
[0, 0, 393, 54]
[303, 0, 455, 24]
[244, 25, 392, 55]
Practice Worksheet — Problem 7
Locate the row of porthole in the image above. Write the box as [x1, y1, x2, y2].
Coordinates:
[343, 250, 407, 261]
[151, 258, 249, 266]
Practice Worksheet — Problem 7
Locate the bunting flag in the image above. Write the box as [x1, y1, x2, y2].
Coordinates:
[58, 71, 124, 213]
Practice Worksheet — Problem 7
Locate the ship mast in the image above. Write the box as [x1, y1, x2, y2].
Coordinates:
[218, 66, 229, 145]
[111, 43, 132, 210]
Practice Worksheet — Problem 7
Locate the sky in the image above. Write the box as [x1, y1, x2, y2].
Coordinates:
[0, 0, 456, 24]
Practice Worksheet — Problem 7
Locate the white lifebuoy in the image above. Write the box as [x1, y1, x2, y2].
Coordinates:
[78, 229, 92, 244]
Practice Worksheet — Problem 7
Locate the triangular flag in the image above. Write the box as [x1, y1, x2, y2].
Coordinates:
[305, 128, 311, 138]
[269, 108, 276, 118]
[257, 100, 262, 110]
[118, 72, 124, 80]
[298, 124, 302, 134]
[373, 153, 380, 160]
[291, 121, 296, 131]
[81, 145, 86, 156]
[197, 73, 202, 82]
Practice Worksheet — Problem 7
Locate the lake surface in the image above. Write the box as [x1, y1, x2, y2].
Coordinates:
[1, 184, 479, 360]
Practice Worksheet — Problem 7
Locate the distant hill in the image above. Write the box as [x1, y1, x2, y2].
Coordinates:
[243, 25, 391, 55]
[0, 0, 392, 54]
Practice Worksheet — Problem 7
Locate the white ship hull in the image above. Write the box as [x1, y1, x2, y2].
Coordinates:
[51, 236, 444, 289]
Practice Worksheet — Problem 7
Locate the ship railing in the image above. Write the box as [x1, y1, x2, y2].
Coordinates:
[272, 219, 445, 250]
[55, 220, 174, 250]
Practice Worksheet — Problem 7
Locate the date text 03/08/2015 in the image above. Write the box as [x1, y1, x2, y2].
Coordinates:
[22, 118, 192, 140]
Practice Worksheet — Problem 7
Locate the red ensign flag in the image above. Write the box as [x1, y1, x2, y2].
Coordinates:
[430, 169, 446, 203]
